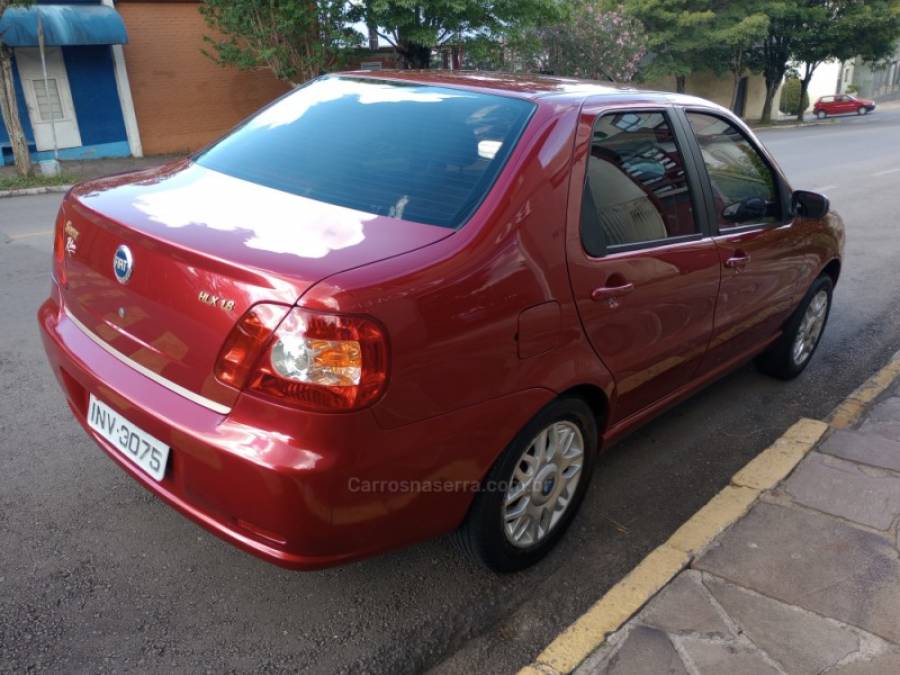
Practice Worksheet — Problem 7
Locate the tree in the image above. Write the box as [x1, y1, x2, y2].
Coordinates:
[0, 0, 33, 177]
[623, 0, 717, 93]
[540, 2, 648, 81]
[199, 1, 361, 85]
[792, 0, 900, 122]
[360, 0, 560, 69]
[779, 76, 809, 114]
[748, 1, 804, 124]
[709, 3, 769, 113]
[748, 0, 900, 124]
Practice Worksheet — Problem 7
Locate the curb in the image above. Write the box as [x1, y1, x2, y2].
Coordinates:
[0, 185, 73, 199]
[750, 119, 838, 131]
[519, 350, 900, 675]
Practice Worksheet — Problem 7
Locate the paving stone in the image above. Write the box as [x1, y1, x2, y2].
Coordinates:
[694, 502, 900, 644]
[865, 397, 900, 423]
[637, 571, 731, 639]
[858, 419, 900, 444]
[830, 652, 900, 674]
[703, 574, 859, 673]
[782, 452, 900, 530]
[676, 636, 780, 675]
[820, 429, 900, 474]
[579, 626, 688, 675]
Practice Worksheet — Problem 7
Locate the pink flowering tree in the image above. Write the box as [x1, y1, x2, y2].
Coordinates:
[551, 4, 647, 81]
[511, 1, 647, 81]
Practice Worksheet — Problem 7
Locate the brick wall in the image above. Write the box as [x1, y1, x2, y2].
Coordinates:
[117, 2, 289, 155]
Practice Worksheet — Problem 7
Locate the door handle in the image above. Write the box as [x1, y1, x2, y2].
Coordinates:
[592, 282, 635, 301]
[725, 252, 750, 269]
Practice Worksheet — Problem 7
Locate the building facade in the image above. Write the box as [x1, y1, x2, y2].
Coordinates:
[839, 45, 900, 100]
[0, 0, 140, 165]
[115, 0, 288, 155]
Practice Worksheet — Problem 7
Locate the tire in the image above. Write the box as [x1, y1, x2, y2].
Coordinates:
[757, 275, 833, 380]
[858, 106, 867, 115]
[816, 110, 826, 119]
[456, 396, 598, 572]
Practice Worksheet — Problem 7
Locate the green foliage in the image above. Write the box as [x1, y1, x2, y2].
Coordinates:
[517, 1, 647, 81]
[199, 1, 361, 84]
[623, 0, 716, 83]
[778, 77, 809, 115]
[0, 172, 74, 191]
[359, 0, 561, 68]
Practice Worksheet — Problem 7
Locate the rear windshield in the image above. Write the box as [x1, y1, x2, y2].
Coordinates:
[195, 76, 535, 229]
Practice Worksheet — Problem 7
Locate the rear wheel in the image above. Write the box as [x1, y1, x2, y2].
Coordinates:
[816, 110, 827, 119]
[757, 275, 833, 380]
[456, 397, 598, 572]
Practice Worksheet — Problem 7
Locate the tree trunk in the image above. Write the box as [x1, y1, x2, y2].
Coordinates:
[0, 44, 32, 177]
[760, 76, 781, 124]
[451, 45, 461, 71]
[367, 22, 379, 52]
[729, 48, 743, 112]
[675, 74, 686, 94]
[397, 40, 431, 69]
[797, 63, 817, 123]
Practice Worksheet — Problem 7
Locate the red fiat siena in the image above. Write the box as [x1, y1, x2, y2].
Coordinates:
[39, 72, 843, 572]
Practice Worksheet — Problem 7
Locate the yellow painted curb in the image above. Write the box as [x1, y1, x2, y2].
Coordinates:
[731, 418, 829, 491]
[828, 352, 900, 429]
[518, 419, 830, 675]
[518, 355, 900, 675]
[531, 544, 689, 675]
[667, 485, 759, 556]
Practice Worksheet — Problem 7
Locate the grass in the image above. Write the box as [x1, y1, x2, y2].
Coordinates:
[0, 172, 76, 191]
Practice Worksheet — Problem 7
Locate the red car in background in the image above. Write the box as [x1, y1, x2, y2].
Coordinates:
[813, 93, 876, 118]
[39, 72, 844, 573]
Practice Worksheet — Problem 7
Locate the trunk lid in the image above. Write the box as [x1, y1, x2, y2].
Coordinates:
[59, 160, 452, 411]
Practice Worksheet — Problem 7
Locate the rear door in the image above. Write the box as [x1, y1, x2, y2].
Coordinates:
[682, 110, 805, 368]
[566, 104, 721, 424]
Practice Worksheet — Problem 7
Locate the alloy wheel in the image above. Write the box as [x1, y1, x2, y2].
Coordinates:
[792, 290, 829, 366]
[502, 420, 584, 548]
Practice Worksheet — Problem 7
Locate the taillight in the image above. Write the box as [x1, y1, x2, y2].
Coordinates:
[214, 303, 286, 389]
[52, 212, 67, 287]
[214, 305, 389, 412]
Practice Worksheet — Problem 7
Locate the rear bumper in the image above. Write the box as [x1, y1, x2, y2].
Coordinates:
[38, 285, 552, 569]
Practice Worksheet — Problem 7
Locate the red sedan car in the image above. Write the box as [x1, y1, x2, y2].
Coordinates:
[39, 72, 843, 572]
[813, 93, 876, 118]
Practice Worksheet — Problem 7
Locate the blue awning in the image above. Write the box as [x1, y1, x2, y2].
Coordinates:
[0, 4, 128, 47]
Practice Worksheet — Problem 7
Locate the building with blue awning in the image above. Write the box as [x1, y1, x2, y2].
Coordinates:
[0, 0, 142, 164]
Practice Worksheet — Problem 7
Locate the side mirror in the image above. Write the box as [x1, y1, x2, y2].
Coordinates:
[723, 196, 768, 223]
[792, 190, 830, 219]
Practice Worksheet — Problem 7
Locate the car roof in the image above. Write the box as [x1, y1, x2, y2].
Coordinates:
[335, 70, 719, 109]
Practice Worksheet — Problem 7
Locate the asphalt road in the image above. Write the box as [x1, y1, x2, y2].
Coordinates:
[2, 106, 900, 674]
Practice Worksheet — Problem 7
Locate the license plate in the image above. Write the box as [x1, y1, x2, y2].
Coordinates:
[87, 394, 170, 481]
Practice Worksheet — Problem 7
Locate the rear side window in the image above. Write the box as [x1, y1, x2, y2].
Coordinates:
[581, 111, 699, 256]
[686, 112, 781, 228]
[195, 76, 534, 229]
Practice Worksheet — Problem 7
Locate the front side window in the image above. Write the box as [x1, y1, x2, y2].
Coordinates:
[196, 76, 535, 229]
[687, 112, 780, 229]
[581, 111, 699, 256]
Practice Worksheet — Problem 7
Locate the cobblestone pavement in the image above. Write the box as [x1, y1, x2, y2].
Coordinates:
[578, 384, 900, 675]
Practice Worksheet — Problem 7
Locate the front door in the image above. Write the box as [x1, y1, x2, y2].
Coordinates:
[15, 47, 82, 151]
[567, 108, 721, 424]
[684, 111, 805, 367]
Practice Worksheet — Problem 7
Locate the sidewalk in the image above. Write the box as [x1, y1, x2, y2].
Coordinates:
[576, 375, 900, 673]
[0, 155, 180, 196]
